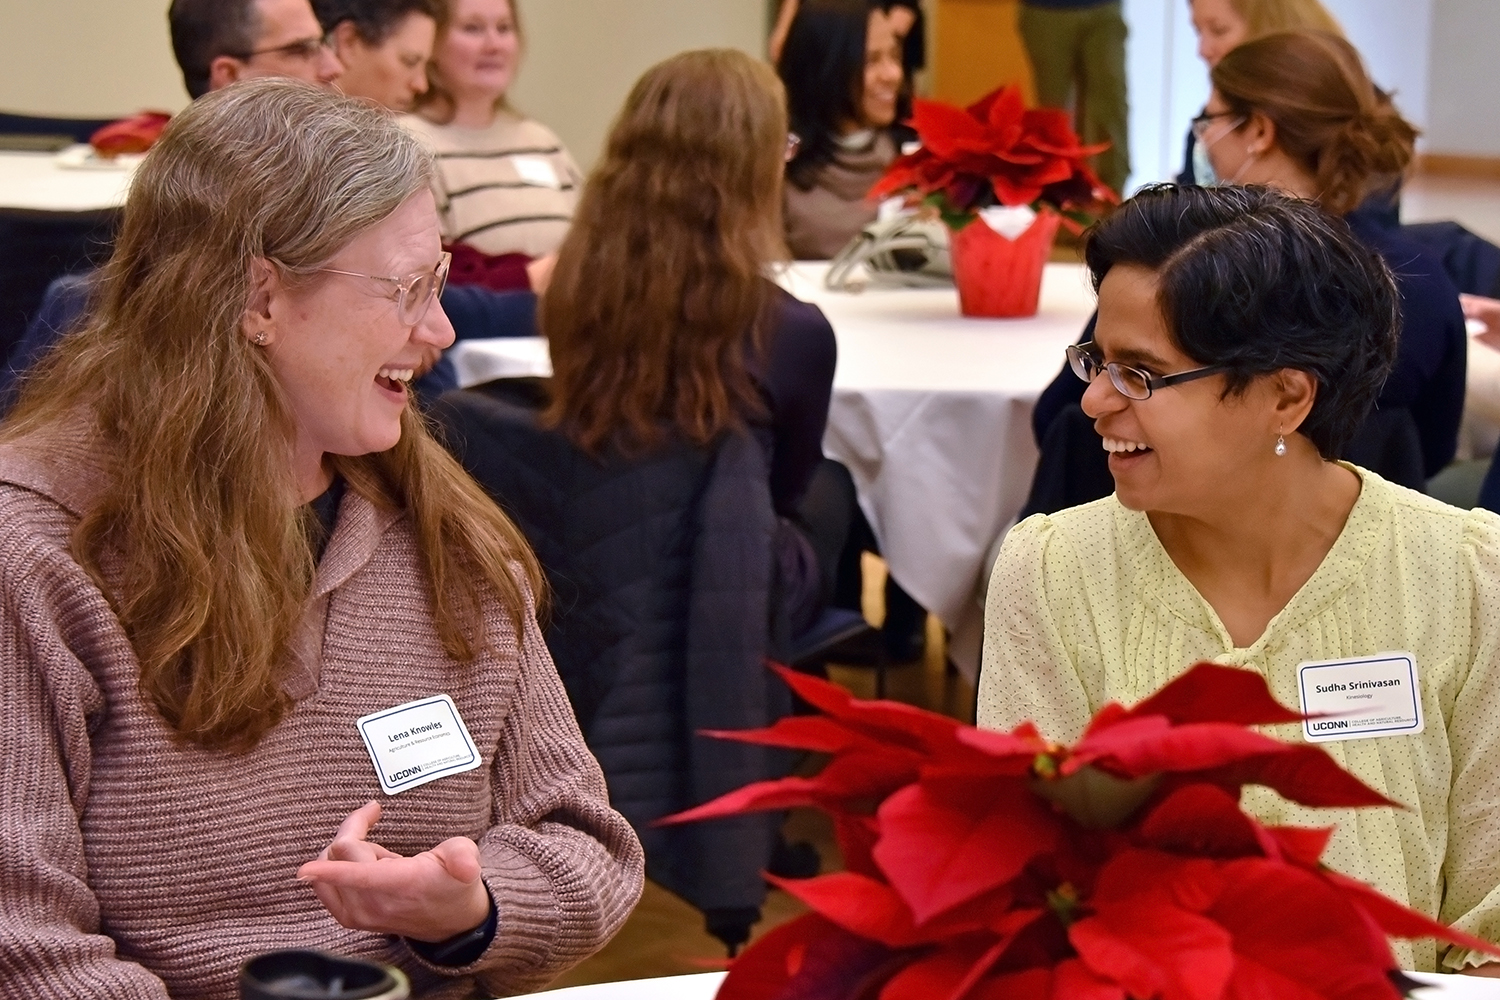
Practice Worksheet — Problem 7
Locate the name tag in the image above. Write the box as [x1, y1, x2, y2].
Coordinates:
[1296, 652, 1424, 743]
[357, 695, 482, 795]
[511, 155, 560, 189]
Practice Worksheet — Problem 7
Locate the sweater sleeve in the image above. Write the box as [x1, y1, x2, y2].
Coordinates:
[760, 290, 837, 515]
[976, 513, 1095, 744]
[1437, 510, 1500, 968]
[452, 595, 644, 994]
[0, 546, 170, 998]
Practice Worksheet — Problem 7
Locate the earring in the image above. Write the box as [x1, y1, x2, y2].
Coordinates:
[253, 331, 267, 346]
[1274, 434, 1287, 457]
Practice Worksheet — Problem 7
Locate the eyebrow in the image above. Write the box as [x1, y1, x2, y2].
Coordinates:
[1092, 341, 1175, 370]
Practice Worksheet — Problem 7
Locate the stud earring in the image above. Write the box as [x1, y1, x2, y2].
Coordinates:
[254, 331, 267, 346]
[1274, 434, 1287, 457]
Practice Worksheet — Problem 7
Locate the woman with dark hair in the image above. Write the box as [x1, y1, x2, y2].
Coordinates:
[315, 0, 440, 112]
[1029, 30, 1465, 499]
[980, 184, 1500, 974]
[542, 48, 844, 635]
[0, 79, 641, 997]
[778, 0, 907, 259]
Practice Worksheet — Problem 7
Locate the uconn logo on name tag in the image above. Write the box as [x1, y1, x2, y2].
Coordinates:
[1296, 652, 1424, 743]
[357, 695, 482, 794]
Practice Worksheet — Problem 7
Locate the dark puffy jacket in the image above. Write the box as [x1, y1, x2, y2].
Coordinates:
[431, 381, 792, 943]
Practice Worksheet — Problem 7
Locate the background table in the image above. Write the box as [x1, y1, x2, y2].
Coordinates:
[780, 261, 1094, 681]
[523, 970, 1500, 1000]
[0, 147, 134, 362]
[0, 146, 137, 213]
[448, 261, 1097, 683]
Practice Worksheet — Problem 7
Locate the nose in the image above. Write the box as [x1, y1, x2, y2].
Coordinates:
[411, 65, 429, 96]
[1080, 369, 1127, 420]
[418, 299, 457, 351]
[1197, 37, 1215, 65]
[319, 46, 345, 85]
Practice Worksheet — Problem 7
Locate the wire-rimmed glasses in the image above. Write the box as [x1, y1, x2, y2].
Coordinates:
[315, 251, 452, 327]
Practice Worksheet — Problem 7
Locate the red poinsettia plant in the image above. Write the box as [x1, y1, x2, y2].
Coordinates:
[870, 85, 1116, 233]
[663, 663, 1499, 1000]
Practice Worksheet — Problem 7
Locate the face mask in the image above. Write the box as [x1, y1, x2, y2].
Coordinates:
[1193, 116, 1250, 186]
[1191, 135, 1218, 186]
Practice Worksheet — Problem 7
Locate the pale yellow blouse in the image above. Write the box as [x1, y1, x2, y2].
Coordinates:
[979, 469, 1500, 971]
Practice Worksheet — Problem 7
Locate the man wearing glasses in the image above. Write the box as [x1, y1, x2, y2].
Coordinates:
[169, 0, 344, 99]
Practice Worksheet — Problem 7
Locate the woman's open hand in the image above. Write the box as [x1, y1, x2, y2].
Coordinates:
[297, 801, 491, 943]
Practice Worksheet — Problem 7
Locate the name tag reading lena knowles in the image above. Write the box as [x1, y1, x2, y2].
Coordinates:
[1296, 652, 1424, 743]
[357, 695, 482, 795]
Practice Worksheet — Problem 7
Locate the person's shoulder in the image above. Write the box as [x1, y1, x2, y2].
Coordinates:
[1348, 209, 1462, 307]
[769, 284, 835, 348]
[498, 113, 568, 151]
[1360, 466, 1496, 558]
[396, 111, 443, 145]
[1004, 495, 1123, 562]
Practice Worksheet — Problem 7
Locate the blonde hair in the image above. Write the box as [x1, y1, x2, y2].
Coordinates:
[413, 0, 523, 122]
[1226, 0, 1343, 39]
[541, 49, 788, 453]
[4, 79, 542, 751]
[1213, 31, 1417, 216]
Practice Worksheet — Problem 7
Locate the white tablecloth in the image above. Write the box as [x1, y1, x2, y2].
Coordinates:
[0, 146, 137, 213]
[522, 970, 1498, 1000]
[781, 261, 1095, 680]
[447, 261, 1097, 682]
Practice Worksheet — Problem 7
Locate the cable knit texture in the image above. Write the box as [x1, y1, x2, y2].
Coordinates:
[0, 428, 644, 999]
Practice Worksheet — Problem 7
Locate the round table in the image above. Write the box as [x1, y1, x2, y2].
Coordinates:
[447, 261, 1097, 682]
[0, 146, 138, 213]
[522, 970, 1500, 999]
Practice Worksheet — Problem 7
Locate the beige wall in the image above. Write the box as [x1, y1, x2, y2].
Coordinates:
[0, 0, 190, 116]
[511, 3, 767, 168]
[0, 1, 767, 167]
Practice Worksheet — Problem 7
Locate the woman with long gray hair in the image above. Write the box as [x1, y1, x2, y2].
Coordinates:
[0, 78, 641, 998]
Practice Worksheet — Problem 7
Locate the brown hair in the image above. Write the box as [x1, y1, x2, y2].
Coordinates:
[3, 79, 542, 752]
[541, 49, 789, 453]
[412, 0, 523, 122]
[1222, 0, 1343, 39]
[1212, 31, 1417, 216]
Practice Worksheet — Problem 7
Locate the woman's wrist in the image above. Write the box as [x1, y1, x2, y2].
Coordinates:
[406, 883, 497, 967]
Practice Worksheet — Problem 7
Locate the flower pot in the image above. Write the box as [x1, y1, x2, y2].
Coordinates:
[949, 207, 1062, 318]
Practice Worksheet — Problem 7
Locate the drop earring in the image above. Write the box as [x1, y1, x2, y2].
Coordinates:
[1274, 434, 1287, 457]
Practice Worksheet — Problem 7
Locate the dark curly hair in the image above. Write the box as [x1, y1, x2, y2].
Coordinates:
[1084, 183, 1399, 459]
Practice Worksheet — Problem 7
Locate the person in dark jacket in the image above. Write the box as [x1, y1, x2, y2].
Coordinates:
[1032, 30, 1464, 507]
[540, 48, 845, 636]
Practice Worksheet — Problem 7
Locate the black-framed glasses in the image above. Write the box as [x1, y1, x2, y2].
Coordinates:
[1066, 343, 1227, 400]
[315, 251, 452, 327]
[230, 34, 332, 61]
[1190, 109, 1245, 143]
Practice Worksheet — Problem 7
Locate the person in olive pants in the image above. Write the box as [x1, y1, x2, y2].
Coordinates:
[1019, 0, 1130, 196]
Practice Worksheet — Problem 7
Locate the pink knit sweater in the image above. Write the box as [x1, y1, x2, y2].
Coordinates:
[0, 430, 643, 998]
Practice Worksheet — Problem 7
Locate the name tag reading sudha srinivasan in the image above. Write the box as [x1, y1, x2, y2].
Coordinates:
[1296, 651, 1423, 743]
[357, 694, 482, 795]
